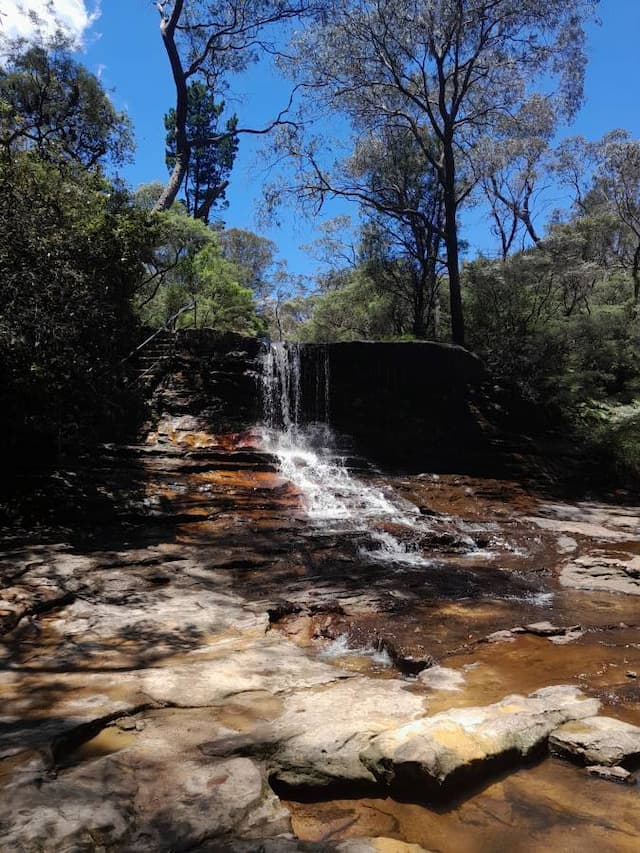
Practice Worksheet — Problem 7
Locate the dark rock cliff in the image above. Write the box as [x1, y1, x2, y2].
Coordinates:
[146, 333, 492, 471]
[305, 341, 486, 470]
[146, 331, 263, 430]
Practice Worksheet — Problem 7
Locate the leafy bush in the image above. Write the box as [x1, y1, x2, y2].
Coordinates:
[464, 241, 640, 424]
[136, 210, 265, 335]
[0, 153, 156, 461]
[297, 270, 406, 342]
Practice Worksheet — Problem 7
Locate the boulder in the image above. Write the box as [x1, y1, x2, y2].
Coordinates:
[549, 716, 640, 767]
[487, 629, 516, 643]
[360, 686, 599, 797]
[523, 621, 577, 637]
[523, 621, 583, 644]
[336, 840, 431, 853]
[262, 678, 426, 791]
[487, 623, 583, 644]
[417, 665, 465, 692]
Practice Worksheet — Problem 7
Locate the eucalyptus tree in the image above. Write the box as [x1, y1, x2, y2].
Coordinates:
[269, 124, 444, 336]
[218, 228, 277, 300]
[283, 0, 597, 345]
[348, 128, 445, 337]
[475, 99, 556, 258]
[302, 216, 359, 276]
[153, 0, 308, 216]
[0, 42, 133, 169]
[596, 132, 640, 304]
[553, 136, 600, 216]
[555, 131, 640, 303]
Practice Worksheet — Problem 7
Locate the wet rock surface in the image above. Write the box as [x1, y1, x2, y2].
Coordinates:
[218, 838, 430, 853]
[585, 763, 636, 784]
[284, 758, 640, 852]
[2, 403, 640, 850]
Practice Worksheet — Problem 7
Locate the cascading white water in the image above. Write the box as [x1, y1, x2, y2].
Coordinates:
[262, 341, 329, 430]
[260, 341, 431, 563]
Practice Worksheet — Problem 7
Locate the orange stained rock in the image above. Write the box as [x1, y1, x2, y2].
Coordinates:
[195, 469, 289, 490]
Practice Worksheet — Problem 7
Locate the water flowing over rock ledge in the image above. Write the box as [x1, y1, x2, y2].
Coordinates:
[148, 332, 488, 472]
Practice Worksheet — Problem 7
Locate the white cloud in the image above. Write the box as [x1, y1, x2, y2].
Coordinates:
[0, 1, 100, 45]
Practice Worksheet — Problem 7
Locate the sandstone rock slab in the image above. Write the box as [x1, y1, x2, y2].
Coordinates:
[135, 636, 348, 707]
[549, 716, 640, 766]
[0, 713, 290, 853]
[560, 555, 640, 595]
[336, 839, 431, 853]
[417, 665, 465, 692]
[586, 764, 636, 784]
[0, 634, 347, 761]
[219, 839, 431, 853]
[360, 685, 599, 796]
[487, 629, 516, 643]
[257, 678, 426, 790]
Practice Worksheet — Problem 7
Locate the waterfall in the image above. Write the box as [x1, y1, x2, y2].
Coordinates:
[262, 342, 302, 432]
[259, 341, 433, 563]
[261, 341, 386, 520]
[261, 342, 329, 433]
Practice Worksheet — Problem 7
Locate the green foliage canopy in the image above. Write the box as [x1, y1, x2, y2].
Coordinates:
[0, 43, 133, 169]
[135, 203, 265, 335]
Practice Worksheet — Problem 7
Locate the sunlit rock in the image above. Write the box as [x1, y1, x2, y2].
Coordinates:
[360, 686, 599, 795]
[550, 716, 640, 766]
[263, 679, 426, 791]
[585, 764, 635, 784]
[417, 665, 465, 692]
[560, 554, 640, 595]
[336, 839, 432, 853]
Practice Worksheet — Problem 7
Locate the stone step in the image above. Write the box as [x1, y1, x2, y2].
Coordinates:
[139, 348, 171, 355]
[137, 358, 169, 367]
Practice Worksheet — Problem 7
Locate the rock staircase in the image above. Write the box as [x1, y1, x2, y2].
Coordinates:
[134, 329, 175, 385]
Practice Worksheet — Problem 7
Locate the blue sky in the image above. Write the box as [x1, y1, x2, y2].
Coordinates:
[3, 0, 640, 278]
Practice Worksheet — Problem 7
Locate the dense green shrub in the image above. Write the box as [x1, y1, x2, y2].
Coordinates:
[464, 242, 640, 424]
[0, 153, 156, 460]
[135, 208, 266, 335]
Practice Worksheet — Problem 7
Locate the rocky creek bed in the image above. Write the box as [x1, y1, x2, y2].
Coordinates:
[1, 409, 640, 852]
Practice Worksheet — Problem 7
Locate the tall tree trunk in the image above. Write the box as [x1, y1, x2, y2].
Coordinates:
[424, 254, 439, 339]
[442, 147, 465, 346]
[520, 203, 541, 246]
[633, 243, 640, 304]
[156, 148, 189, 213]
[195, 179, 229, 223]
[412, 271, 426, 338]
[154, 1, 190, 213]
